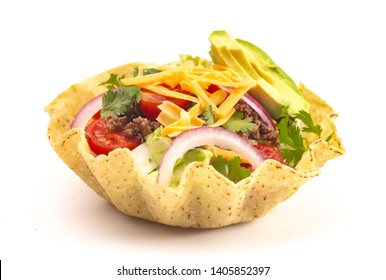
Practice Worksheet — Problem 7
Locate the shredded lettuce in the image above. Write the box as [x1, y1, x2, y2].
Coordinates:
[145, 127, 172, 166]
[179, 54, 212, 68]
[170, 148, 213, 186]
[131, 142, 158, 175]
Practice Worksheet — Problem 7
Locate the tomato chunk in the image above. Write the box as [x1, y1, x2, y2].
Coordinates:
[91, 110, 101, 120]
[85, 119, 140, 155]
[207, 84, 231, 94]
[139, 89, 188, 119]
[254, 143, 285, 164]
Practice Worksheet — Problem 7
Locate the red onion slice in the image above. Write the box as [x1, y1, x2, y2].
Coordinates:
[211, 86, 275, 128]
[241, 93, 275, 128]
[157, 126, 265, 186]
[70, 93, 103, 129]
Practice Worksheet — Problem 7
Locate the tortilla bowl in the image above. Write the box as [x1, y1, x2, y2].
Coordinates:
[46, 62, 345, 228]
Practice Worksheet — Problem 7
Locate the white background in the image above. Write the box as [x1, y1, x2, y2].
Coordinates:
[1, 0, 385, 279]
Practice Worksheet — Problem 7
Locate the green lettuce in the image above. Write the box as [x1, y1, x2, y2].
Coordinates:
[170, 148, 213, 186]
[145, 127, 172, 166]
[179, 54, 212, 68]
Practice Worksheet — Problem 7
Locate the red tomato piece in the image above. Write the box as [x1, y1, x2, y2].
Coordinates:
[85, 119, 140, 155]
[207, 84, 231, 94]
[254, 143, 285, 164]
[139, 89, 188, 119]
[92, 110, 101, 120]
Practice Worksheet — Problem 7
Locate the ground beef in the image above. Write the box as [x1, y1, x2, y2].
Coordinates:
[123, 117, 161, 142]
[234, 100, 280, 149]
[105, 115, 129, 132]
[104, 99, 279, 148]
[105, 114, 161, 143]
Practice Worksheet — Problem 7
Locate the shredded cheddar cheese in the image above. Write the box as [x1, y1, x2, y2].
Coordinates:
[210, 108, 236, 127]
[217, 84, 252, 118]
[156, 101, 204, 136]
[121, 61, 254, 137]
[208, 89, 227, 106]
[143, 84, 198, 103]
[188, 80, 219, 113]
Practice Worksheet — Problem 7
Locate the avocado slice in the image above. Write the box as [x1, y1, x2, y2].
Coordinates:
[209, 34, 253, 81]
[209, 30, 309, 119]
[236, 38, 300, 95]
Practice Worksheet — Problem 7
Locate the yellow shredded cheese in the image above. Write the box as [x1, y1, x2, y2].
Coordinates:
[188, 103, 201, 118]
[162, 125, 202, 138]
[217, 84, 253, 118]
[188, 80, 219, 113]
[163, 78, 180, 89]
[188, 74, 250, 88]
[209, 89, 227, 106]
[157, 101, 182, 126]
[121, 61, 194, 87]
[121, 61, 254, 138]
[179, 109, 191, 126]
[156, 101, 204, 136]
[143, 84, 198, 103]
[201, 72, 233, 82]
[121, 70, 178, 87]
[212, 64, 243, 81]
[210, 108, 236, 127]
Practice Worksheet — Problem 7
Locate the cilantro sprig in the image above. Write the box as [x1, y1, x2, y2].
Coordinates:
[203, 109, 256, 132]
[99, 73, 125, 89]
[99, 73, 142, 118]
[202, 105, 217, 125]
[211, 156, 250, 183]
[278, 110, 331, 166]
[295, 110, 322, 137]
[133, 67, 161, 77]
[222, 111, 256, 133]
[278, 115, 307, 166]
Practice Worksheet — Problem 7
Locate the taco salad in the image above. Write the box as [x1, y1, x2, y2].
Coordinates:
[46, 31, 344, 228]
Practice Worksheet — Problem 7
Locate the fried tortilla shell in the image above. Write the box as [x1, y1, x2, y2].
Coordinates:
[46, 63, 345, 228]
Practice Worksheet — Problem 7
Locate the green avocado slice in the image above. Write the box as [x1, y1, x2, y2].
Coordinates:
[208, 30, 309, 119]
[209, 34, 252, 81]
[236, 38, 300, 95]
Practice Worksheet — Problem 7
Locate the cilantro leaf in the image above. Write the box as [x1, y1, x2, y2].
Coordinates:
[280, 148, 305, 167]
[222, 111, 256, 133]
[228, 157, 250, 183]
[133, 67, 139, 77]
[142, 68, 161, 75]
[278, 110, 326, 166]
[99, 73, 125, 89]
[121, 85, 142, 103]
[210, 156, 229, 177]
[100, 86, 141, 118]
[278, 115, 307, 166]
[325, 131, 335, 142]
[211, 156, 250, 183]
[295, 110, 322, 137]
[202, 105, 217, 125]
[132, 67, 160, 77]
[99, 73, 143, 118]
